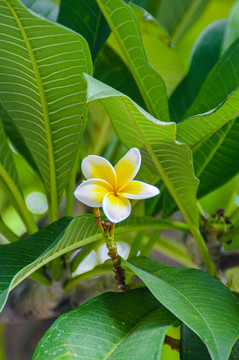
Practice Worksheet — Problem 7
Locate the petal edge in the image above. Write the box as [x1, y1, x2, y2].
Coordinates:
[119, 180, 160, 200]
[82, 155, 117, 189]
[102, 193, 131, 223]
[74, 179, 112, 208]
[115, 148, 141, 189]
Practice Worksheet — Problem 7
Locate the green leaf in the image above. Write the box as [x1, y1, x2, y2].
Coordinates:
[126, 256, 239, 360]
[58, 0, 110, 60]
[196, 119, 239, 198]
[21, 0, 59, 21]
[0, 116, 22, 196]
[96, 0, 169, 121]
[33, 288, 180, 359]
[0, 214, 189, 312]
[131, 4, 184, 96]
[222, 0, 239, 54]
[155, 0, 209, 43]
[0, 216, 72, 312]
[161, 118, 239, 214]
[230, 339, 239, 360]
[94, 45, 145, 108]
[84, 74, 199, 230]
[0, 115, 36, 234]
[169, 19, 228, 123]
[180, 324, 212, 360]
[0, 0, 93, 220]
[185, 39, 239, 118]
[177, 87, 239, 153]
[180, 325, 239, 360]
[1, 108, 38, 172]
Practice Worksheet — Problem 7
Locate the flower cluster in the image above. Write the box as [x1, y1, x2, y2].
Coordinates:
[74, 148, 159, 223]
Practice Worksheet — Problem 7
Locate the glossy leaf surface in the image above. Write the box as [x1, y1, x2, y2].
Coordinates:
[0, 214, 184, 312]
[185, 39, 239, 118]
[0, 0, 93, 214]
[181, 325, 239, 360]
[58, 0, 110, 60]
[96, 0, 169, 122]
[169, 19, 227, 123]
[126, 256, 239, 360]
[131, 5, 184, 96]
[33, 288, 180, 359]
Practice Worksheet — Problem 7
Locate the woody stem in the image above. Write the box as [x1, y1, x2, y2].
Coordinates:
[105, 221, 128, 291]
[93, 209, 128, 290]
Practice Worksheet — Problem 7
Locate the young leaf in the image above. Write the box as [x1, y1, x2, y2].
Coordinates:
[0, 0, 93, 220]
[126, 256, 239, 360]
[33, 288, 180, 359]
[58, 0, 110, 60]
[0, 214, 188, 312]
[96, 0, 169, 122]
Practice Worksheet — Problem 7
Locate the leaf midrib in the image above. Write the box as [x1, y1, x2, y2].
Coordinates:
[104, 305, 168, 359]
[179, 88, 239, 153]
[4, 0, 58, 218]
[195, 119, 235, 178]
[96, 0, 163, 119]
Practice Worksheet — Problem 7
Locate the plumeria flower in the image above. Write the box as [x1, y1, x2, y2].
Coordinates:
[74, 148, 160, 223]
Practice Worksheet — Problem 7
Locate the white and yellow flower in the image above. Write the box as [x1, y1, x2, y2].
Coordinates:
[74, 148, 160, 223]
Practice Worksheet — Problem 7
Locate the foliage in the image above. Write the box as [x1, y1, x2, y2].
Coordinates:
[0, 0, 239, 359]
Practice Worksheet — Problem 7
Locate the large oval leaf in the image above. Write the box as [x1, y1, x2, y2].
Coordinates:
[126, 256, 239, 360]
[0, 0, 93, 219]
[0, 214, 186, 312]
[33, 288, 180, 359]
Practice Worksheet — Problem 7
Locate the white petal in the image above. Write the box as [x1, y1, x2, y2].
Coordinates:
[74, 179, 113, 207]
[81, 155, 117, 189]
[119, 180, 160, 199]
[102, 193, 131, 223]
[114, 148, 141, 189]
